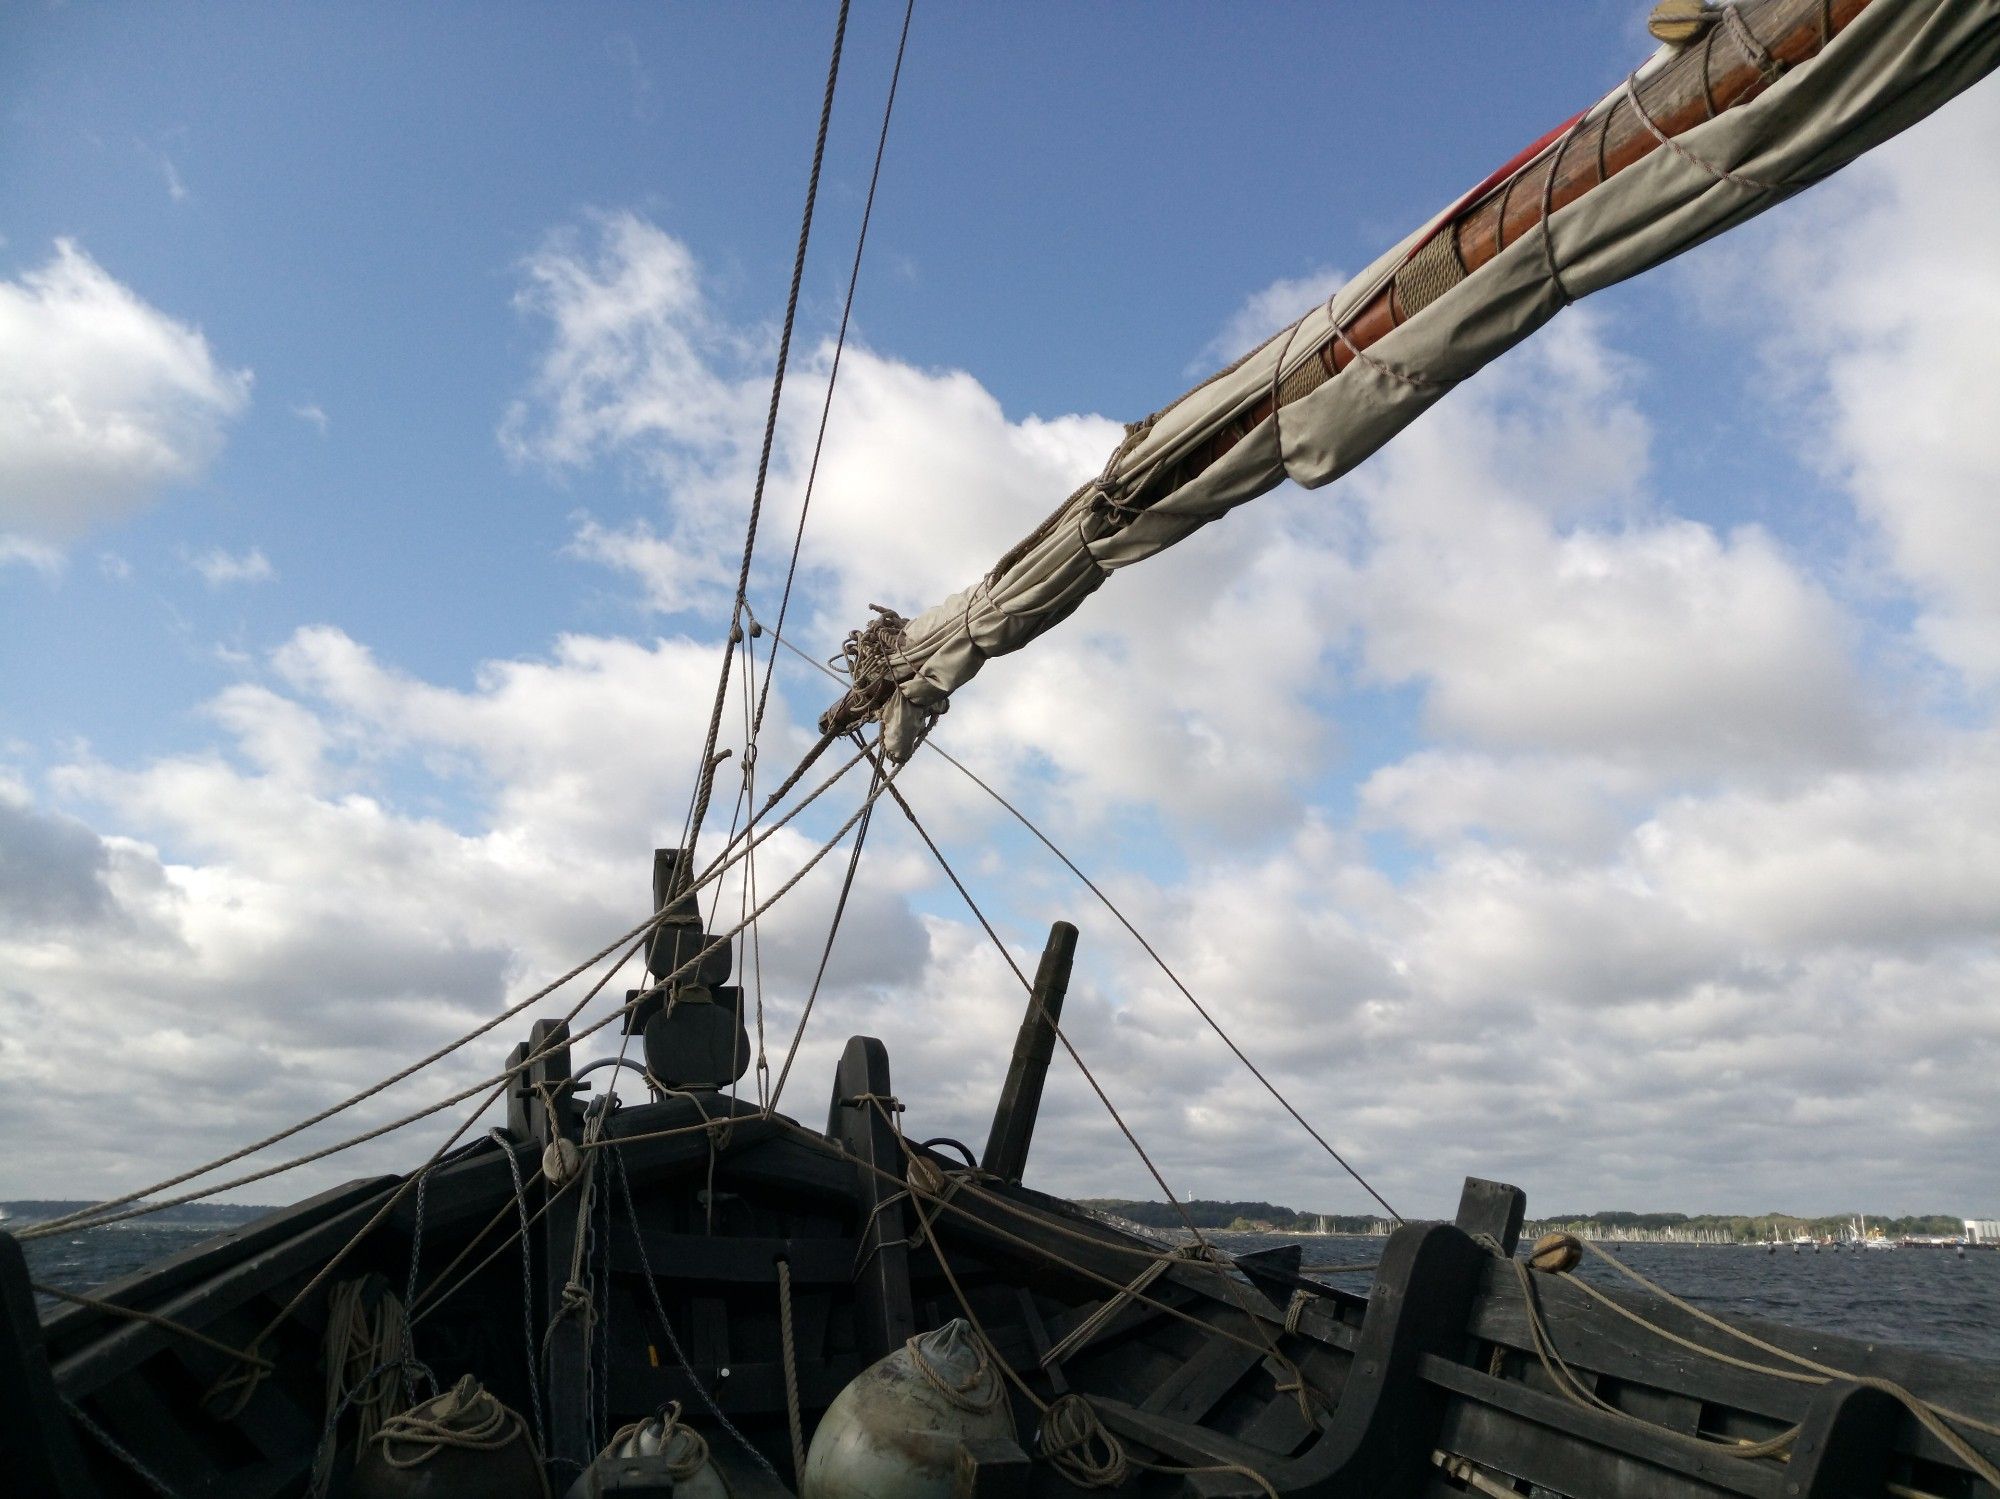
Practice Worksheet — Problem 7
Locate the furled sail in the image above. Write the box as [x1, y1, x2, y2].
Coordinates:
[823, 0, 2000, 759]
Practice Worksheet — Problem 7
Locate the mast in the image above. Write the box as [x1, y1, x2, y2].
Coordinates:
[822, 0, 2000, 758]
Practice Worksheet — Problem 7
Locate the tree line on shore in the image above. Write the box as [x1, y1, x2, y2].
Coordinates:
[1079, 1199, 1969, 1241]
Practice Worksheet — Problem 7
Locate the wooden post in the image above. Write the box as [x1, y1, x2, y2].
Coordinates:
[0, 1233, 101, 1496]
[528, 1018, 593, 1470]
[1454, 1177, 1527, 1257]
[829, 1036, 916, 1357]
[1787, 1379, 1904, 1498]
[981, 921, 1077, 1185]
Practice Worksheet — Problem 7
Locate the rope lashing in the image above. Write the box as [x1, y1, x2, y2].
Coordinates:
[1514, 1232, 2000, 1484]
[907, 1321, 1008, 1415]
[606, 1401, 712, 1483]
[1039, 1242, 1224, 1369]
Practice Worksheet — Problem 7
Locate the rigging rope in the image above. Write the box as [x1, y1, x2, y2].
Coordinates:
[681, 0, 853, 868]
[25, 740, 871, 1241]
[761, 621, 1402, 1223]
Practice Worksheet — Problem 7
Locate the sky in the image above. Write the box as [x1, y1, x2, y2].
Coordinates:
[3, 2, 1998, 1225]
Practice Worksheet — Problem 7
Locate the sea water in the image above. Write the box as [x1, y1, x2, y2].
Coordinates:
[20, 1224, 2000, 1365]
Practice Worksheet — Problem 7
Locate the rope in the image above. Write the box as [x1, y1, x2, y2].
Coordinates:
[765, 754, 881, 1113]
[62, 1394, 183, 1498]
[893, 1160, 1283, 1498]
[682, 0, 852, 864]
[750, 0, 916, 744]
[776, 1259, 808, 1480]
[1622, 67, 1779, 192]
[1510, 1236, 2000, 1485]
[605, 1129, 786, 1484]
[374, 1374, 532, 1470]
[607, 1402, 711, 1481]
[490, 1128, 549, 1457]
[1038, 1391, 1130, 1489]
[34, 739, 873, 1243]
[307, 1279, 424, 1499]
[907, 1322, 1007, 1414]
[923, 738, 1403, 1223]
[29, 1283, 273, 1373]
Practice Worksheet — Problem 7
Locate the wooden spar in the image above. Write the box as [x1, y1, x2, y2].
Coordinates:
[981, 921, 1078, 1186]
[1152, 0, 1872, 502]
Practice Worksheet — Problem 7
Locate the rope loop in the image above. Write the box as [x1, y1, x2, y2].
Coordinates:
[608, 1400, 712, 1482]
[1037, 1392, 1130, 1489]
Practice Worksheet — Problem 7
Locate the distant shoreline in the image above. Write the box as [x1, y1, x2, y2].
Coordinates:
[1078, 1198, 1993, 1245]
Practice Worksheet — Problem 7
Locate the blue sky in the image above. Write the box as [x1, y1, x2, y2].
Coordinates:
[4, 3, 1999, 1227]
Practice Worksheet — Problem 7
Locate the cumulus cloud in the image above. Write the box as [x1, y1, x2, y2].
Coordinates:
[9, 159, 2000, 1224]
[0, 240, 251, 546]
[1741, 85, 2000, 684]
[185, 546, 276, 587]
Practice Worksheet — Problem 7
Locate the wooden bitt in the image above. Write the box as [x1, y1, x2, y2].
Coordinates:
[981, 921, 1077, 1185]
[828, 1034, 917, 1357]
[1454, 1177, 1527, 1256]
[0, 1232, 100, 1496]
[1787, 1379, 1906, 1498]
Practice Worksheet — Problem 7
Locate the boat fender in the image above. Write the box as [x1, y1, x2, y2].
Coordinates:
[800, 1319, 1014, 1499]
[1528, 1232, 1582, 1274]
[344, 1374, 546, 1499]
[563, 1401, 729, 1499]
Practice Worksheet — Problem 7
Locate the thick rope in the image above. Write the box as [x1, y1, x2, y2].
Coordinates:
[776, 1259, 808, 1480]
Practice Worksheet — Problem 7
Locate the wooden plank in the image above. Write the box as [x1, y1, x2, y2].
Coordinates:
[1141, 1335, 1265, 1422]
[980, 921, 1076, 1185]
[1435, 1390, 1756, 1499]
[0, 1232, 100, 1495]
[606, 1232, 857, 1285]
[1422, 1353, 1779, 1497]
[827, 1036, 915, 1358]
[37, 1175, 396, 1357]
[50, 1210, 369, 1398]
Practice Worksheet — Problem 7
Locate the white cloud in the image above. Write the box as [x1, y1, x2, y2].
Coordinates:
[0, 240, 251, 545]
[1743, 85, 2000, 684]
[185, 546, 275, 587]
[292, 402, 330, 435]
[1199, 265, 1348, 371]
[9, 175, 2000, 1226]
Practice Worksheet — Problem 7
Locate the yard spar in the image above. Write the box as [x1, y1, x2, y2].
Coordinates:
[821, 0, 2000, 760]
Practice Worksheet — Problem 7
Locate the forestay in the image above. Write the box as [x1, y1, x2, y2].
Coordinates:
[822, 0, 2000, 759]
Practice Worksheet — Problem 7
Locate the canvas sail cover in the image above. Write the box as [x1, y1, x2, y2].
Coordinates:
[824, 0, 2000, 759]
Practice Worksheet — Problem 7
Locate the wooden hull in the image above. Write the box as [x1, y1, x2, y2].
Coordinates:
[8, 1036, 1999, 1496]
